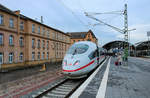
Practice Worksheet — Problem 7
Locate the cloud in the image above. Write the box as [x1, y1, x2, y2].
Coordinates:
[116, 24, 150, 44]
[1, 0, 150, 46]
[129, 24, 150, 43]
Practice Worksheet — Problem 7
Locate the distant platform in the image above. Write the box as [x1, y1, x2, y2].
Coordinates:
[71, 57, 150, 98]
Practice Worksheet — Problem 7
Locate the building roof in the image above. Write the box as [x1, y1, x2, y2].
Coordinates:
[67, 30, 97, 39]
[67, 32, 87, 39]
[135, 40, 150, 50]
[0, 4, 17, 15]
[0, 4, 70, 37]
[102, 40, 133, 50]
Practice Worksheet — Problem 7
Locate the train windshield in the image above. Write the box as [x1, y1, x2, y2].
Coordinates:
[67, 44, 89, 55]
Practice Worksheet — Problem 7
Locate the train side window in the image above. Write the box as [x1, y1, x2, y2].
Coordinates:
[88, 50, 97, 60]
[100, 51, 104, 55]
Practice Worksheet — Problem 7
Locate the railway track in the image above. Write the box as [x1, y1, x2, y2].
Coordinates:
[35, 78, 85, 98]
[34, 58, 107, 98]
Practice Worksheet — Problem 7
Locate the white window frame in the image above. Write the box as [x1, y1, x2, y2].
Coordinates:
[47, 52, 49, 59]
[42, 52, 45, 60]
[38, 26, 40, 34]
[32, 38, 35, 48]
[52, 32, 55, 39]
[47, 41, 49, 49]
[0, 14, 4, 25]
[0, 53, 3, 64]
[0, 34, 3, 45]
[9, 35, 13, 45]
[47, 30, 50, 37]
[9, 18, 14, 28]
[19, 52, 23, 62]
[32, 52, 35, 60]
[20, 21, 24, 30]
[37, 39, 40, 48]
[38, 52, 40, 60]
[42, 28, 45, 35]
[42, 40, 45, 49]
[32, 24, 35, 33]
[19, 37, 23, 46]
[9, 53, 13, 63]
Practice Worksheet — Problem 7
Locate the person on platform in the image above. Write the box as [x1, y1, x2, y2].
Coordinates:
[117, 53, 122, 65]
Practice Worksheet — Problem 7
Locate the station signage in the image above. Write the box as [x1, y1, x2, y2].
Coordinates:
[147, 31, 150, 36]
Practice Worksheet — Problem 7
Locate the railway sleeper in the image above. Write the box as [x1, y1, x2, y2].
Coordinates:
[55, 88, 72, 92]
[46, 92, 66, 97]
[51, 90, 69, 95]
[58, 86, 73, 89]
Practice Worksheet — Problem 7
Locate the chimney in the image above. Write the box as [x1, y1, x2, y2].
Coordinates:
[14, 10, 20, 15]
[41, 16, 43, 23]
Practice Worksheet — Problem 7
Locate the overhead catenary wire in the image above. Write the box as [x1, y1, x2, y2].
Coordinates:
[56, 0, 90, 30]
[86, 11, 124, 15]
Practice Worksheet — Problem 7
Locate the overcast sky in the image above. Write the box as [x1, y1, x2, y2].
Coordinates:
[1, 0, 150, 46]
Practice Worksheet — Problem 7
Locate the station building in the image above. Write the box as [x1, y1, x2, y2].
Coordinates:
[0, 4, 70, 70]
[67, 30, 98, 45]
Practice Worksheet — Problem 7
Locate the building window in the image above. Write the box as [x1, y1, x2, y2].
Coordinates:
[9, 18, 14, 28]
[0, 34, 3, 45]
[87, 39, 91, 41]
[52, 32, 55, 39]
[42, 40, 45, 49]
[47, 30, 50, 37]
[32, 38, 35, 48]
[9, 35, 14, 46]
[32, 24, 35, 33]
[56, 33, 58, 39]
[32, 52, 35, 60]
[9, 52, 13, 63]
[57, 33, 60, 40]
[47, 41, 49, 49]
[0, 53, 3, 64]
[62, 35, 64, 41]
[47, 52, 49, 59]
[19, 37, 24, 47]
[38, 26, 40, 34]
[38, 52, 40, 60]
[19, 52, 23, 62]
[62, 44, 64, 50]
[0, 14, 4, 25]
[20, 21, 24, 30]
[42, 52, 45, 60]
[56, 43, 58, 50]
[42, 28, 45, 35]
[37, 39, 40, 49]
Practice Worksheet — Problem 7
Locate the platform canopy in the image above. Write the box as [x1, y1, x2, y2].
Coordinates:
[102, 40, 133, 50]
[135, 41, 150, 50]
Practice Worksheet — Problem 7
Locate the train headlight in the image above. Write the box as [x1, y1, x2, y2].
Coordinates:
[63, 60, 67, 66]
[73, 60, 80, 66]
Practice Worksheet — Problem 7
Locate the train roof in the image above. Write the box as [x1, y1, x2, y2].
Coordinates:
[73, 41, 97, 49]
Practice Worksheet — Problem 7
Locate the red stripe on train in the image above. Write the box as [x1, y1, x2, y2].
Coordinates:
[63, 60, 95, 72]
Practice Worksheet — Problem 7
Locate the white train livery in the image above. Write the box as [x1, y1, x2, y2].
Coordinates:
[62, 41, 105, 79]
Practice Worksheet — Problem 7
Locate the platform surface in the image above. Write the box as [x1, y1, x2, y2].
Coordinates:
[72, 57, 150, 98]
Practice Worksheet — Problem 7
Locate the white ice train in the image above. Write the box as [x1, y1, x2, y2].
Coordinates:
[62, 41, 106, 79]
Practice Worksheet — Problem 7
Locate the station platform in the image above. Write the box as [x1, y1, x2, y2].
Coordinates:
[71, 57, 150, 98]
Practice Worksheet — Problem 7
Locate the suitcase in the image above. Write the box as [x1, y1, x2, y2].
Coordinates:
[115, 61, 118, 66]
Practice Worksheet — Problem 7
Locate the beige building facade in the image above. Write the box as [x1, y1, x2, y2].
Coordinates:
[67, 30, 98, 45]
[0, 4, 70, 70]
